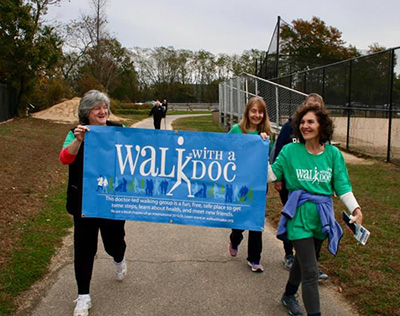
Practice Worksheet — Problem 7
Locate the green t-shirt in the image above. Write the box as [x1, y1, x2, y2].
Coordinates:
[229, 123, 258, 135]
[229, 124, 273, 151]
[271, 142, 352, 240]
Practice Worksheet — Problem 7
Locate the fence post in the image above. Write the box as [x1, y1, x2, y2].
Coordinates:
[346, 60, 353, 151]
[386, 49, 395, 162]
[222, 82, 227, 129]
[275, 16, 281, 78]
[275, 86, 280, 125]
[230, 79, 234, 127]
[255, 79, 258, 96]
[245, 76, 249, 105]
[218, 82, 225, 124]
[237, 76, 241, 121]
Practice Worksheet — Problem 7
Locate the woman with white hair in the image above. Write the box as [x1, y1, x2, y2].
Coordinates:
[60, 90, 127, 316]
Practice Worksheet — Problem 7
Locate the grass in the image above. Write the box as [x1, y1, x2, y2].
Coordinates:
[0, 189, 71, 315]
[329, 164, 400, 315]
[172, 114, 225, 132]
[117, 110, 212, 127]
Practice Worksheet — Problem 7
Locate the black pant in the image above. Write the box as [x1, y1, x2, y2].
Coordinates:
[73, 215, 126, 294]
[153, 118, 162, 129]
[287, 238, 324, 314]
[230, 229, 262, 262]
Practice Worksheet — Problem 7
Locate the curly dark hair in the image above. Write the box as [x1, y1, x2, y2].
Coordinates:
[292, 104, 334, 144]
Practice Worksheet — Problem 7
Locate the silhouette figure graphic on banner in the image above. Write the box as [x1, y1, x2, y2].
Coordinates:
[102, 177, 109, 193]
[160, 179, 169, 195]
[239, 185, 249, 201]
[145, 179, 154, 196]
[96, 175, 104, 192]
[115, 177, 127, 192]
[225, 184, 233, 203]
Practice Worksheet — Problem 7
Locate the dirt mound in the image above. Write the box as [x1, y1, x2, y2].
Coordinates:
[32, 97, 125, 123]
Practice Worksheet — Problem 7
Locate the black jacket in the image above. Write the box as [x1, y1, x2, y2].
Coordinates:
[66, 121, 122, 215]
[149, 105, 165, 121]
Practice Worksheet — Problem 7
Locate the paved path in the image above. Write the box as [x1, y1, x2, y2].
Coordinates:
[19, 115, 360, 316]
[132, 114, 209, 130]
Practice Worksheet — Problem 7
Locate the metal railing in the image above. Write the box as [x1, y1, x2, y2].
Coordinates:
[218, 73, 307, 132]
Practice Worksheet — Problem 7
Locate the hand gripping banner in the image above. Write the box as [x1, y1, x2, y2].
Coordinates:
[82, 126, 269, 231]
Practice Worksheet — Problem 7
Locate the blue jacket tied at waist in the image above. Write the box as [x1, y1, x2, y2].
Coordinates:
[277, 190, 343, 256]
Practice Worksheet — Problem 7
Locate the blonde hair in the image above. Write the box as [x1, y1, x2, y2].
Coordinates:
[239, 96, 272, 136]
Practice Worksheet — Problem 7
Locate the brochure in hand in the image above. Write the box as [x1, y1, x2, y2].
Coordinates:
[342, 211, 370, 245]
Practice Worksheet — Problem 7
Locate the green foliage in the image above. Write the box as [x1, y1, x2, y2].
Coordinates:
[231, 49, 264, 76]
[208, 183, 215, 198]
[110, 98, 122, 114]
[114, 103, 153, 110]
[29, 77, 72, 111]
[131, 46, 261, 103]
[0, 1, 65, 114]
[128, 179, 135, 191]
[280, 17, 360, 71]
[108, 175, 114, 192]
[116, 109, 151, 115]
[76, 72, 104, 96]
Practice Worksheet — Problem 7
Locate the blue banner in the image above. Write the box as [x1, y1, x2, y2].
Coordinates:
[82, 126, 269, 231]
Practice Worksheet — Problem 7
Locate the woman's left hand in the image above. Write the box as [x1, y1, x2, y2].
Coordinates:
[260, 132, 269, 140]
[350, 207, 363, 226]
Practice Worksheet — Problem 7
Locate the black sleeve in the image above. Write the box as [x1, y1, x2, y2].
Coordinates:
[273, 120, 294, 161]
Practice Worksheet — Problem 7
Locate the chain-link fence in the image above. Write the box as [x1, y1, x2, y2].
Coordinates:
[0, 84, 17, 123]
[253, 15, 399, 163]
[219, 52, 400, 165]
[218, 73, 307, 132]
[271, 47, 400, 164]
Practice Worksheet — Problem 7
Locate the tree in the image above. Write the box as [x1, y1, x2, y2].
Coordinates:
[76, 38, 137, 96]
[130, 46, 262, 102]
[279, 17, 360, 73]
[131, 47, 196, 101]
[351, 44, 395, 107]
[0, 0, 65, 114]
[59, 0, 139, 100]
[88, 0, 108, 46]
[58, 19, 94, 82]
[230, 49, 264, 76]
[72, 0, 112, 90]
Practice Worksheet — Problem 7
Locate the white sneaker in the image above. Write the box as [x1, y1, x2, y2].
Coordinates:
[73, 294, 92, 316]
[115, 258, 127, 281]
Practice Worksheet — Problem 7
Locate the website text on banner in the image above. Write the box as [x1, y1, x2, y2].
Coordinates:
[82, 126, 269, 231]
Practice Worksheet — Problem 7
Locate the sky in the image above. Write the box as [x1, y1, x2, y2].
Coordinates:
[46, 0, 400, 55]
